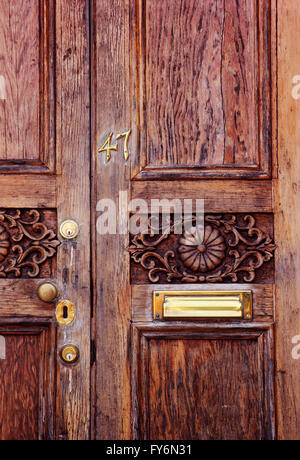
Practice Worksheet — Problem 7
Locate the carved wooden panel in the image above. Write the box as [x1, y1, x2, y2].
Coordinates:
[133, 325, 274, 440]
[0, 0, 55, 173]
[129, 213, 275, 284]
[131, 0, 271, 179]
[0, 322, 56, 440]
[0, 209, 59, 278]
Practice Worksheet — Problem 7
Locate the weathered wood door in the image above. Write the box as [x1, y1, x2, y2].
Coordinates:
[0, 0, 299, 441]
[93, 0, 300, 441]
[0, 1, 90, 440]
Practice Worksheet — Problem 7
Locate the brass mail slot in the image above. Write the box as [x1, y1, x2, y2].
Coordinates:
[153, 291, 252, 320]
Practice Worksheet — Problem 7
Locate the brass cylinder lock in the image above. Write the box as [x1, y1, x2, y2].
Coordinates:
[60, 345, 80, 364]
[59, 220, 80, 240]
[55, 300, 76, 326]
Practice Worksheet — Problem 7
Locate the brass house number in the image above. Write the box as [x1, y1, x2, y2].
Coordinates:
[97, 130, 131, 163]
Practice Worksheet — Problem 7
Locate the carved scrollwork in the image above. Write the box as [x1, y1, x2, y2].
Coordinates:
[129, 215, 276, 284]
[0, 209, 60, 278]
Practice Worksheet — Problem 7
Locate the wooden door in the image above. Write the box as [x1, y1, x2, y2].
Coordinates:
[93, 0, 300, 441]
[0, 1, 90, 440]
[0, 0, 299, 442]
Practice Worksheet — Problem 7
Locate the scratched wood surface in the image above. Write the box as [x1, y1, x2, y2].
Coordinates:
[146, 0, 256, 167]
[92, 0, 132, 440]
[275, 0, 300, 440]
[0, 334, 40, 440]
[133, 324, 274, 440]
[132, 0, 271, 179]
[0, 0, 40, 161]
[0, 323, 56, 441]
[55, 0, 91, 440]
[0, 0, 91, 441]
[0, 0, 55, 172]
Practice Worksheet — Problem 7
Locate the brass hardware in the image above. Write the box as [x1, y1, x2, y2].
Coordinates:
[98, 132, 118, 163]
[37, 282, 58, 303]
[55, 300, 76, 326]
[153, 291, 253, 320]
[116, 129, 131, 161]
[60, 345, 79, 364]
[59, 220, 79, 239]
[97, 130, 131, 163]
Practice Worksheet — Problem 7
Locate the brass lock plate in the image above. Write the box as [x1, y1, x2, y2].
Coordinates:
[60, 345, 80, 364]
[56, 300, 76, 326]
[59, 220, 79, 239]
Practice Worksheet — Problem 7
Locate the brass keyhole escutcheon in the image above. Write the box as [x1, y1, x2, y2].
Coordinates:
[38, 282, 58, 303]
[60, 345, 79, 364]
[59, 220, 79, 240]
[55, 300, 76, 326]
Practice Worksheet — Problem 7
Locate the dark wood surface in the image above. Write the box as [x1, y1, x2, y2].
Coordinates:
[133, 324, 274, 440]
[0, 322, 56, 440]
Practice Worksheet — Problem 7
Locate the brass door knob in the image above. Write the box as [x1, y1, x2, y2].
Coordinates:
[38, 282, 58, 303]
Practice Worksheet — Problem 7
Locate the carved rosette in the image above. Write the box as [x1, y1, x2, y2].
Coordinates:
[0, 209, 60, 278]
[129, 215, 276, 284]
[178, 225, 226, 273]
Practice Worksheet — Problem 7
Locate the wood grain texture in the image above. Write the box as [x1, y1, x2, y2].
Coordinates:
[132, 0, 271, 179]
[275, 0, 300, 440]
[0, 334, 40, 440]
[0, 0, 39, 161]
[92, 0, 132, 440]
[0, 279, 56, 317]
[132, 181, 273, 213]
[55, 0, 91, 440]
[131, 284, 274, 323]
[0, 176, 56, 208]
[0, 323, 56, 440]
[133, 324, 274, 440]
[0, 0, 55, 172]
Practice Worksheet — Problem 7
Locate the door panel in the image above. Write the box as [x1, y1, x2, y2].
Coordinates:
[133, 325, 274, 440]
[0, 0, 91, 440]
[0, 322, 56, 440]
[93, 0, 277, 441]
[0, 0, 55, 172]
[131, 0, 271, 179]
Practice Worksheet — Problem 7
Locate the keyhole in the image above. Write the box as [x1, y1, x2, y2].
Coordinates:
[63, 306, 68, 319]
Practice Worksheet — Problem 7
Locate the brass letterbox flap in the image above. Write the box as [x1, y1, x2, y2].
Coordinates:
[153, 291, 252, 320]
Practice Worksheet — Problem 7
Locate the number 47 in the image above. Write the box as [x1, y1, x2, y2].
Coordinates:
[97, 130, 131, 163]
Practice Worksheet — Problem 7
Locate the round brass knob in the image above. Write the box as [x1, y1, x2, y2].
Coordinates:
[37, 282, 58, 303]
[61, 345, 80, 364]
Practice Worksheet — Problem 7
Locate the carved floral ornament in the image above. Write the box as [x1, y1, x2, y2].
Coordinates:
[129, 215, 276, 283]
[0, 209, 60, 278]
